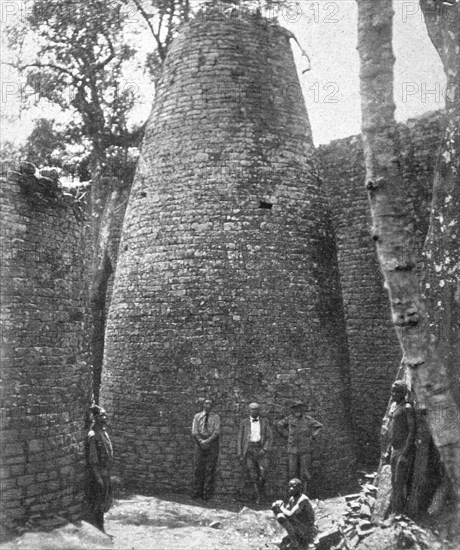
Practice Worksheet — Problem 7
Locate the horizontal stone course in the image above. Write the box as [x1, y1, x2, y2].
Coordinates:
[318, 111, 443, 466]
[0, 169, 92, 529]
[101, 14, 356, 500]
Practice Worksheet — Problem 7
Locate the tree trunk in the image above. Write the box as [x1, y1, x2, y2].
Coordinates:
[88, 148, 108, 401]
[419, 0, 460, 408]
[90, 181, 131, 401]
[88, 137, 136, 401]
[418, 0, 460, 515]
[91, 248, 113, 401]
[356, 0, 460, 519]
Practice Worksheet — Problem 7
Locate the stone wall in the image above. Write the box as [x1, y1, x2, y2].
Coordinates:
[101, 13, 357, 499]
[0, 165, 92, 530]
[0, 22, 443, 529]
[318, 111, 443, 466]
[96, 107, 443, 471]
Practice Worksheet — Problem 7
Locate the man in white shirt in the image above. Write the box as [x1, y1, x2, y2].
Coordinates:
[191, 398, 220, 500]
[237, 402, 273, 504]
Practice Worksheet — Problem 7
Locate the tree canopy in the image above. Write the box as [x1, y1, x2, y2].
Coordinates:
[4, 0, 194, 183]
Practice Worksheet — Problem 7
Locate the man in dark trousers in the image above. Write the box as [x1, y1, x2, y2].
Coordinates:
[85, 404, 113, 533]
[191, 398, 220, 500]
[276, 400, 323, 490]
[386, 380, 415, 514]
[237, 402, 273, 504]
[272, 478, 316, 550]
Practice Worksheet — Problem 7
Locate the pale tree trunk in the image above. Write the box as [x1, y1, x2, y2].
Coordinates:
[356, 0, 460, 520]
[90, 173, 131, 401]
[89, 148, 110, 402]
[419, 0, 460, 411]
[418, 0, 460, 513]
[90, 211, 113, 402]
[89, 146, 124, 402]
[88, 140, 136, 400]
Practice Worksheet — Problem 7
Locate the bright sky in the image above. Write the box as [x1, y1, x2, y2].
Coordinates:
[0, 0, 445, 148]
[285, 0, 445, 144]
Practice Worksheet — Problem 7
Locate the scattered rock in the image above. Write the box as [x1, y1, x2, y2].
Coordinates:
[367, 496, 377, 509]
[349, 533, 360, 547]
[19, 161, 36, 175]
[345, 494, 361, 503]
[209, 521, 222, 529]
[360, 504, 372, 517]
[315, 526, 341, 549]
[356, 519, 375, 537]
[363, 484, 378, 494]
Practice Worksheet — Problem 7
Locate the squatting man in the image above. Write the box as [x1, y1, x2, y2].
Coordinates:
[272, 478, 316, 550]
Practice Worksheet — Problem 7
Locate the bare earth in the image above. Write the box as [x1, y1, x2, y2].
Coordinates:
[0, 493, 347, 550]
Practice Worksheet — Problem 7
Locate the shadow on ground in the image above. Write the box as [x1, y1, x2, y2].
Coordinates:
[0, 492, 347, 550]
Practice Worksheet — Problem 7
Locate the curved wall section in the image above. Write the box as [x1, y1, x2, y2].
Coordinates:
[101, 15, 356, 497]
[0, 168, 92, 529]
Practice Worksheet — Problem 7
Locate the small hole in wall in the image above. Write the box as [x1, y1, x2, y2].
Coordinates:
[140, 191, 147, 198]
[259, 201, 273, 210]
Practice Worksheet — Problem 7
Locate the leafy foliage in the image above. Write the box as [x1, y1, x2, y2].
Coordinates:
[5, 0, 193, 184]
[4, 1, 292, 181]
[21, 119, 67, 167]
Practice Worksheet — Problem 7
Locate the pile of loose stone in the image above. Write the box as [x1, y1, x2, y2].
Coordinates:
[333, 481, 377, 548]
[314, 473, 435, 550]
[312, 478, 375, 549]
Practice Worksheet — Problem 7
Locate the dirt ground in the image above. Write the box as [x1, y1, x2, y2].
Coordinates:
[107, 494, 284, 549]
[0, 492, 347, 550]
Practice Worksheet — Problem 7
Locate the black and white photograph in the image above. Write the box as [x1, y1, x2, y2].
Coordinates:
[1, 1, 459, 548]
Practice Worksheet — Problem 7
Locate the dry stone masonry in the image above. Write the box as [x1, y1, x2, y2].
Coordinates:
[318, 111, 443, 466]
[101, 13, 357, 499]
[0, 12, 443, 530]
[0, 164, 92, 531]
[95, 107, 443, 474]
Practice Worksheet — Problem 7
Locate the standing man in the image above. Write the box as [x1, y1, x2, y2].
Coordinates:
[85, 404, 114, 533]
[276, 400, 323, 490]
[272, 478, 316, 549]
[237, 402, 273, 504]
[191, 398, 220, 500]
[385, 380, 415, 514]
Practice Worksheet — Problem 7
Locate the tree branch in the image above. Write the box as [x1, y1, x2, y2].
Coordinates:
[102, 124, 145, 148]
[129, 0, 166, 59]
[95, 33, 117, 69]
[1, 61, 82, 86]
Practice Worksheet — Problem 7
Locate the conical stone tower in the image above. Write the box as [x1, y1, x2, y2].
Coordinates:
[102, 12, 356, 497]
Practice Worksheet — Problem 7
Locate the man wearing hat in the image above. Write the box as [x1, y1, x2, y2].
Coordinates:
[237, 402, 273, 504]
[276, 400, 323, 490]
[85, 404, 114, 533]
